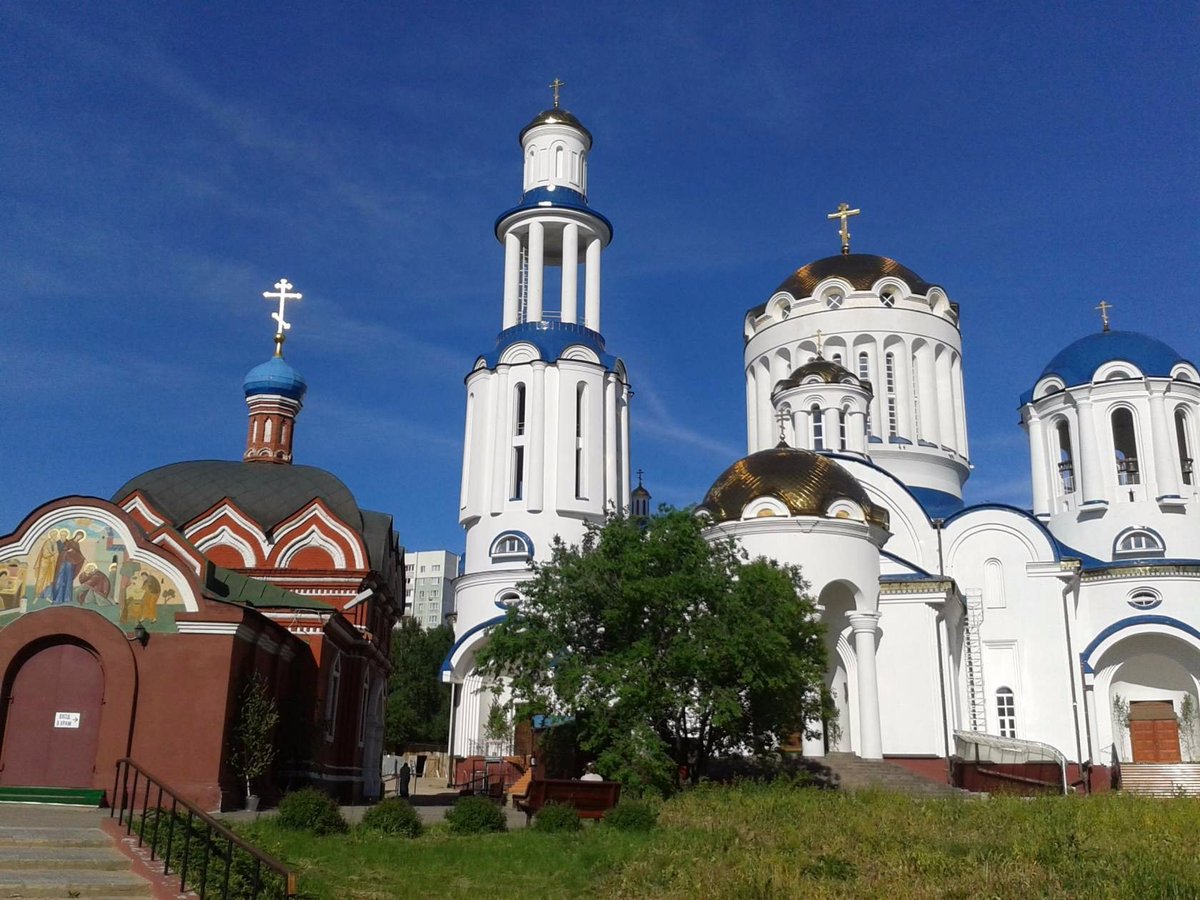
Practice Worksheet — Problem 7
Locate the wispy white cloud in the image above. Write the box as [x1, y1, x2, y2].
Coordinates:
[635, 381, 742, 461]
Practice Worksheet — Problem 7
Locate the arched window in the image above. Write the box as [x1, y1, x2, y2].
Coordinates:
[555, 145, 565, 179]
[996, 687, 1016, 738]
[513, 384, 526, 436]
[324, 653, 342, 741]
[575, 383, 587, 499]
[832, 352, 843, 366]
[358, 673, 370, 747]
[880, 286, 898, 307]
[491, 532, 532, 561]
[1175, 408, 1193, 486]
[811, 404, 824, 450]
[1113, 527, 1165, 559]
[911, 353, 922, 438]
[858, 351, 870, 381]
[1111, 408, 1140, 485]
[884, 353, 898, 436]
[983, 559, 1006, 609]
[839, 406, 849, 450]
[1056, 419, 1075, 494]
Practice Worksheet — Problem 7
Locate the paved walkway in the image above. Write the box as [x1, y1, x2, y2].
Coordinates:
[220, 790, 529, 830]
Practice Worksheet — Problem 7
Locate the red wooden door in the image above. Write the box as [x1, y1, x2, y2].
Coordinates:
[1129, 701, 1183, 764]
[0, 643, 104, 788]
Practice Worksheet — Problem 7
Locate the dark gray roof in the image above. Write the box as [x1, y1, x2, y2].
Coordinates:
[206, 565, 334, 611]
[114, 460, 403, 574]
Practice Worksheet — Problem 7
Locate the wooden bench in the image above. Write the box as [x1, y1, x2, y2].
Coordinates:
[515, 778, 621, 824]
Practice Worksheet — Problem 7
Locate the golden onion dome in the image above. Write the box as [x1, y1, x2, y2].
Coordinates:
[773, 357, 871, 396]
[698, 445, 889, 529]
[519, 108, 593, 147]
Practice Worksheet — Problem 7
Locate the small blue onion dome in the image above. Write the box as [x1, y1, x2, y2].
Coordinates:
[1023, 331, 1187, 404]
[243, 355, 307, 401]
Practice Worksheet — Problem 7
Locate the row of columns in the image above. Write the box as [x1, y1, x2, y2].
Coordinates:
[1027, 392, 1187, 513]
[786, 403, 870, 454]
[502, 223, 603, 331]
[747, 342, 968, 456]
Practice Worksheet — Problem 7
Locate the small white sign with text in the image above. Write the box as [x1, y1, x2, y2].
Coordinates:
[54, 712, 81, 729]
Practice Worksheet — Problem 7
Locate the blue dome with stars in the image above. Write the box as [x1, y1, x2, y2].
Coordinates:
[243, 354, 307, 402]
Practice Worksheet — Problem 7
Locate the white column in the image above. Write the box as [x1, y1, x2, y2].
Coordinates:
[561, 223, 579, 324]
[951, 355, 968, 457]
[528, 362, 546, 512]
[619, 390, 631, 509]
[1076, 397, 1105, 502]
[801, 717, 826, 758]
[604, 374, 618, 509]
[936, 349, 955, 450]
[584, 237, 601, 331]
[822, 406, 839, 452]
[757, 360, 774, 450]
[1027, 412, 1051, 516]
[917, 345, 940, 445]
[503, 232, 521, 329]
[847, 610, 883, 760]
[850, 409, 868, 453]
[1149, 392, 1182, 498]
[792, 406, 809, 450]
[746, 368, 758, 454]
[527, 221, 544, 323]
[893, 344, 914, 439]
[489, 368, 511, 513]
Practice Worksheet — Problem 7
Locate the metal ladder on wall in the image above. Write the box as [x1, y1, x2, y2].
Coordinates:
[964, 594, 987, 731]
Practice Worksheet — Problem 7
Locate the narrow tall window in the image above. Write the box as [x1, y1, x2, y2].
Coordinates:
[1176, 409, 1193, 486]
[1112, 408, 1140, 484]
[1056, 420, 1075, 494]
[858, 351, 869, 381]
[811, 404, 824, 450]
[575, 383, 587, 499]
[885, 352, 898, 437]
[555, 145, 564, 179]
[996, 687, 1016, 738]
[324, 654, 342, 740]
[839, 406, 849, 450]
[832, 352, 843, 366]
[511, 446, 525, 500]
[514, 384, 526, 436]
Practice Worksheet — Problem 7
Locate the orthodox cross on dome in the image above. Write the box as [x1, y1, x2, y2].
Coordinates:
[549, 78, 565, 109]
[636, 467, 645, 487]
[814, 329, 825, 358]
[263, 278, 302, 355]
[827, 202, 861, 256]
[775, 408, 791, 446]
[1095, 299, 1113, 333]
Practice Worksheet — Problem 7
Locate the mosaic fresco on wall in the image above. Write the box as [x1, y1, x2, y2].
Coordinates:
[0, 516, 189, 633]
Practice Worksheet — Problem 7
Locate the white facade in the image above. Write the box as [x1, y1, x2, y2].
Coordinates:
[403, 549, 458, 630]
[440, 100, 1200, 777]
[444, 103, 632, 757]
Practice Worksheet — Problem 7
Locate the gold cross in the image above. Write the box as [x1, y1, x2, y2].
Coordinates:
[262, 278, 302, 355]
[826, 202, 861, 255]
[1095, 299, 1113, 332]
[814, 330, 824, 357]
[549, 78, 565, 109]
[775, 408, 790, 445]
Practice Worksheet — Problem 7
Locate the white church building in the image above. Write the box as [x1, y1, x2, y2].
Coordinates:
[443, 98, 1200, 789]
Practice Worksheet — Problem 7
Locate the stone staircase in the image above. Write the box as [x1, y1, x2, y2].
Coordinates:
[1118, 763, 1200, 797]
[813, 753, 971, 797]
[0, 806, 152, 898]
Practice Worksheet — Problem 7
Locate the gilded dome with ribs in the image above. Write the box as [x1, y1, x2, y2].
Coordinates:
[773, 358, 871, 396]
[698, 445, 889, 528]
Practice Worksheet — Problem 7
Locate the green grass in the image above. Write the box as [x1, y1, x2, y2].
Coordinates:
[233, 786, 1200, 899]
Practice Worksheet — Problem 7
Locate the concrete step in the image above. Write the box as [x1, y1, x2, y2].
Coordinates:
[0, 869, 151, 897]
[0, 845, 131, 870]
[1120, 763, 1200, 797]
[0, 826, 113, 847]
[817, 753, 970, 797]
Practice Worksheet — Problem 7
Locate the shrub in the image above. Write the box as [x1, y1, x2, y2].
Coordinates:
[360, 798, 423, 838]
[532, 801, 581, 833]
[603, 798, 659, 832]
[276, 787, 348, 835]
[445, 796, 507, 835]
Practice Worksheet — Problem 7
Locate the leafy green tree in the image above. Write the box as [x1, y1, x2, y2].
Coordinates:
[229, 672, 280, 802]
[479, 509, 833, 795]
[386, 620, 454, 749]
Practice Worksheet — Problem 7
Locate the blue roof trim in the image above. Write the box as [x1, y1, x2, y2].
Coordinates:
[880, 549, 936, 578]
[1080, 615, 1200, 673]
[880, 573, 948, 584]
[887, 435, 913, 445]
[494, 187, 613, 240]
[479, 321, 620, 371]
[1021, 330, 1188, 405]
[868, 435, 883, 444]
[908, 487, 965, 519]
[939, 503, 1064, 563]
[441, 614, 507, 675]
[1049, 537, 1106, 569]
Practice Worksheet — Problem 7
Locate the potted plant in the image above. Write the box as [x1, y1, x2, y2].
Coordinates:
[230, 672, 281, 810]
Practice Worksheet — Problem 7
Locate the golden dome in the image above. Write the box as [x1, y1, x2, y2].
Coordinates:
[519, 108, 593, 147]
[698, 445, 889, 529]
[773, 358, 871, 396]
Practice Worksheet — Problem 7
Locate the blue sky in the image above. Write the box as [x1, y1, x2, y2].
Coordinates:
[3, 2, 1198, 556]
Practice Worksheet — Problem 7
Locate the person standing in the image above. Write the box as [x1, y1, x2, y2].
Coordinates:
[398, 761, 411, 798]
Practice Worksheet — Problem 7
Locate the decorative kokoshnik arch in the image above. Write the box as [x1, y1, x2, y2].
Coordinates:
[1080, 615, 1200, 683]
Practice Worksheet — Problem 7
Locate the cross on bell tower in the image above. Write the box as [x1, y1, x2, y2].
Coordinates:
[826, 202, 861, 255]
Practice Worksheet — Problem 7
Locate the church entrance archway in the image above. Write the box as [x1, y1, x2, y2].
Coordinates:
[0, 641, 105, 788]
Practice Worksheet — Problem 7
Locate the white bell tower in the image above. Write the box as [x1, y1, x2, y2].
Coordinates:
[444, 88, 632, 757]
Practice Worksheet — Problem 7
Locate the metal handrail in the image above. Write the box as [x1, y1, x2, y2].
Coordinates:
[112, 758, 297, 899]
